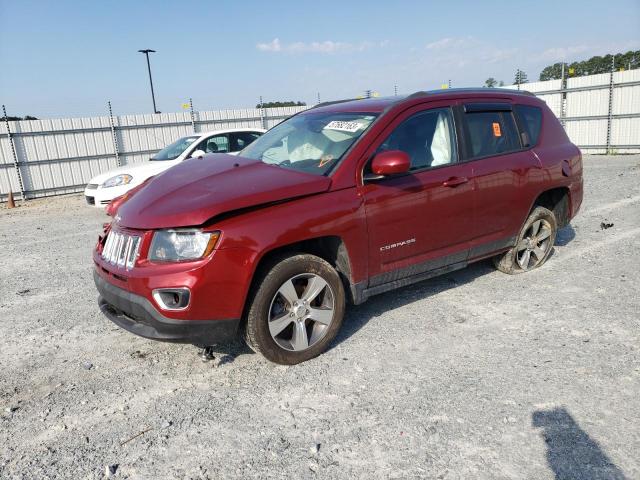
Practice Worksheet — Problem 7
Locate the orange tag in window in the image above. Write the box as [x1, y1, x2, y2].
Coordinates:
[318, 154, 333, 167]
[492, 122, 502, 137]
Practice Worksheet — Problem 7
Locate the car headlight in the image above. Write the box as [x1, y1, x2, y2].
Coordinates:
[149, 229, 220, 262]
[102, 174, 133, 188]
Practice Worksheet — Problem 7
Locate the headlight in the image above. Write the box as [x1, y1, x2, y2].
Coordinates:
[102, 174, 133, 188]
[149, 229, 220, 262]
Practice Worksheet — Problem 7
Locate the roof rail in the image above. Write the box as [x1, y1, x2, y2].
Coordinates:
[406, 87, 536, 99]
[310, 98, 360, 109]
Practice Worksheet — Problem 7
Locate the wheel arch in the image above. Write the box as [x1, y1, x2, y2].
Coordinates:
[530, 186, 571, 228]
[245, 236, 356, 312]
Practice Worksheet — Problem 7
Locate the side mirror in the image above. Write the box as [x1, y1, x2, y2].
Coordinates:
[370, 150, 411, 176]
[191, 149, 206, 159]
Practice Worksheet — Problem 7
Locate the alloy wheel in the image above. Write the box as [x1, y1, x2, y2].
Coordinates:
[516, 219, 553, 270]
[268, 273, 335, 352]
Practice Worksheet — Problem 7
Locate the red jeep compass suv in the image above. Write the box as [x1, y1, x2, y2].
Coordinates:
[94, 89, 583, 364]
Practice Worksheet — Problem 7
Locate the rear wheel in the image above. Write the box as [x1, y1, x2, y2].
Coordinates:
[493, 206, 557, 274]
[244, 254, 345, 365]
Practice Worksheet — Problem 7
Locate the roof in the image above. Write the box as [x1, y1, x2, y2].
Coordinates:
[307, 88, 537, 114]
[309, 96, 402, 114]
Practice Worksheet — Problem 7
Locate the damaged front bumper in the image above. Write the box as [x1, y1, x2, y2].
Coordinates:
[94, 271, 239, 345]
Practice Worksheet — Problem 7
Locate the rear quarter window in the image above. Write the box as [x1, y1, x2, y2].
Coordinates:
[514, 105, 543, 147]
[463, 111, 520, 158]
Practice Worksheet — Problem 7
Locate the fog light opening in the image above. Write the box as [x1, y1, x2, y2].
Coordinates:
[152, 288, 191, 311]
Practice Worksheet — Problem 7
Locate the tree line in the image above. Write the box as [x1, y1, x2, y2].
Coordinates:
[539, 50, 639, 81]
[484, 50, 639, 87]
[256, 101, 307, 108]
[1, 115, 38, 121]
[485, 69, 529, 87]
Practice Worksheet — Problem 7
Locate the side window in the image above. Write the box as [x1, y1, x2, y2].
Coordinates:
[514, 105, 543, 147]
[229, 131, 262, 152]
[377, 108, 457, 170]
[197, 135, 229, 154]
[463, 111, 520, 158]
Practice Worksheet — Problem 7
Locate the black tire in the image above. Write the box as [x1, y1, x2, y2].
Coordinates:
[493, 206, 557, 274]
[244, 253, 345, 365]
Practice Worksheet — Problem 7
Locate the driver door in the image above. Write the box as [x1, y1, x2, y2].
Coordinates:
[359, 102, 476, 287]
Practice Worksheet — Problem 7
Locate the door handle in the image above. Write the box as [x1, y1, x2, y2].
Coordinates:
[442, 176, 469, 187]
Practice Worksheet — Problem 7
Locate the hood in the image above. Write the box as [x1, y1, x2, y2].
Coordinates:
[116, 154, 332, 229]
[89, 159, 178, 185]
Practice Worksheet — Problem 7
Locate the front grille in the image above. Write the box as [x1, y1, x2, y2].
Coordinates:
[86, 183, 99, 190]
[101, 231, 141, 270]
[85, 195, 95, 205]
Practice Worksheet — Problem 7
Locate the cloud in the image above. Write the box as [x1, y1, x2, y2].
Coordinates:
[289, 40, 356, 53]
[425, 36, 475, 50]
[422, 36, 519, 68]
[481, 47, 519, 64]
[256, 38, 383, 54]
[257, 38, 283, 52]
[535, 45, 590, 62]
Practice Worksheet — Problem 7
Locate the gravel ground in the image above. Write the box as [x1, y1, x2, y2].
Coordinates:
[0, 154, 639, 480]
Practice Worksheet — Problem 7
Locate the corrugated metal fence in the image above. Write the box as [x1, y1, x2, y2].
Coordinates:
[0, 105, 308, 202]
[504, 68, 640, 154]
[2, 68, 639, 202]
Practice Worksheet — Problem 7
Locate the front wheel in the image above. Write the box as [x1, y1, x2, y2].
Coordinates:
[244, 254, 345, 365]
[493, 206, 557, 274]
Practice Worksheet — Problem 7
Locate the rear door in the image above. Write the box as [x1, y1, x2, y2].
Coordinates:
[458, 102, 541, 257]
[359, 101, 476, 286]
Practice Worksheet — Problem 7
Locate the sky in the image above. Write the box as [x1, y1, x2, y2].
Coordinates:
[1, 0, 639, 118]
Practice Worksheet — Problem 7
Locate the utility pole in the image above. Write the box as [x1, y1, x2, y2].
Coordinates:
[560, 63, 567, 127]
[259, 96, 267, 129]
[189, 98, 196, 133]
[2, 104, 25, 201]
[606, 56, 615, 154]
[394, 84, 398, 96]
[138, 49, 159, 114]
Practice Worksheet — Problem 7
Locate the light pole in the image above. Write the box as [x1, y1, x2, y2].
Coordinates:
[138, 49, 159, 114]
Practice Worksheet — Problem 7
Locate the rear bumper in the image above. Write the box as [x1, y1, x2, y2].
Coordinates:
[94, 270, 239, 345]
[569, 178, 584, 220]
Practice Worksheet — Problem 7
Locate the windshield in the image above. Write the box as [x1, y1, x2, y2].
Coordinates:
[240, 112, 377, 175]
[151, 136, 199, 161]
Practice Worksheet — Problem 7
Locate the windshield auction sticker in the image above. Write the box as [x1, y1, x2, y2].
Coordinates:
[323, 121, 362, 133]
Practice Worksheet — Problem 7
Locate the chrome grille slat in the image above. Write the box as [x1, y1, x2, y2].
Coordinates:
[112, 234, 122, 265]
[118, 236, 131, 267]
[114, 234, 122, 265]
[102, 232, 114, 261]
[101, 231, 141, 270]
[104, 232, 116, 262]
[123, 237, 133, 267]
[109, 233, 119, 262]
[126, 237, 140, 269]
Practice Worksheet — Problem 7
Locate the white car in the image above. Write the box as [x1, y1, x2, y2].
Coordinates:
[84, 128, 265, 207]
